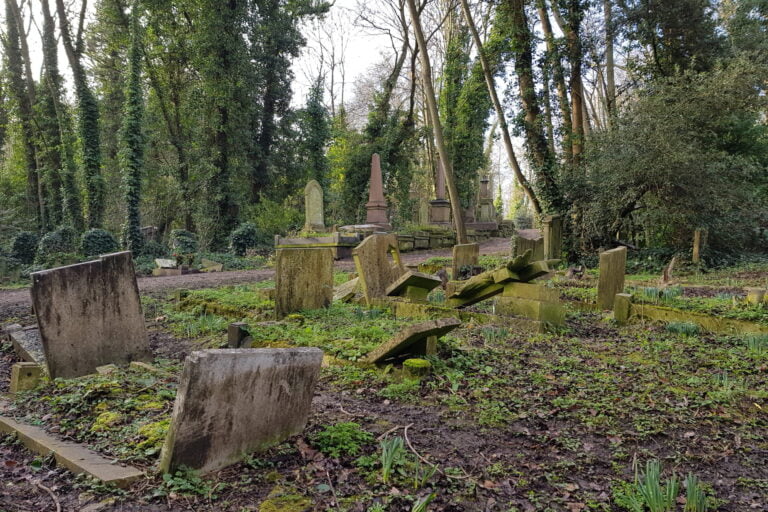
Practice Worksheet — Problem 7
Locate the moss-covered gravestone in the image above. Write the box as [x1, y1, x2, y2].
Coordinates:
[385, 271, 441, 302]
[159, 348, 322, 475]
[275, 248, 334, 319]
[597, 247, 627, 310]
[613, 293, 633, 325]
[364, 318, 461, 364]
[353, 234, 406, 305]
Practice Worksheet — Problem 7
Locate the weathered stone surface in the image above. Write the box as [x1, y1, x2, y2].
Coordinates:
[353, 234, 406, 305]
[542, 215, 563, 261]
[228, 322, 250, 348]
[274, 248, 334, 319]
[304, 180, 325, 232]
[364, 318, 461, 364]
[200, 258, 223, 272]
[0, 412, 143, 487]
[159, 348, 322, 474]
[495, 297, 565, 327]
[614, 293, 633, 325]
[597, 247, 627, 310]
[386, 271, 441, 302]
[502, 282, 559, 302]
[8, 327, 46, 366]
[365, 154, 391, 229]
[30, 252, 151, 379]
[10, 362, 44, 392]
[155, 258, 176, 269]
[333, 277, 360, 303]
[451, 243, 479, 280]
[513, 231, 544, 260]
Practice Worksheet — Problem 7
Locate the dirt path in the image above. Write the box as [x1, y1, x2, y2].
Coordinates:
[0, 238, 510, 312]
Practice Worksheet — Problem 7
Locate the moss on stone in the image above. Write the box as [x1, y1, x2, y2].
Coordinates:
[259, 486, 311, 512]
[403, 358, 431, 377]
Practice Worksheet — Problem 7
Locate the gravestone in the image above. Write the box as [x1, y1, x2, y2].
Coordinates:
[512, 230, 544, 260]
[352, 234, 406, 305]
[452, 243, 479, 280]
[365, 153, 391, 230]
[542, 215, 563, 260]
[274, 248, 334, 319]
[597, 247, 627, 309]
[333, 277, 359, 303]
[495, 282, 565, 330]
[614, 293, 633, 325]
[476, 176, 495, 223]
[159, 348, 322, 475]
[364, 318, 461, 364]
[303, 180, 325, 232]
[692, 228, 707, 264]
[30, 252, 151, 379]
[385, 271, 441, 302]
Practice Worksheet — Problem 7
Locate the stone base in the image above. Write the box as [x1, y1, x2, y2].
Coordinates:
[10, 362, 44, 392]
[495, 297, 565, 327]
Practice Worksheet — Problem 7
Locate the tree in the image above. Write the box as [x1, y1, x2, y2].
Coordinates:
[56, 0, 106, 228]
[120, 2, 144, 254]
[297, 77, 331, 186]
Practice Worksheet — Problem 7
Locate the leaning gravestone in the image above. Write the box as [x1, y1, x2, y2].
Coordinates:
[597, 246, 627, 310]
[353, 234, 406, 305]
[159, 348, 323, 475]
[274, 248, 334, 319]
[364, 318, 461, 364]
[304, 180, 325, 232]
[30, 252, 151, 379]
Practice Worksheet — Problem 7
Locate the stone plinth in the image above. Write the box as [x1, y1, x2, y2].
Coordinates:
[304, 180, 325, 232]
[429, 199, 451, 226]
[10, 362, 44, 392]
[30, 252, 150, 379]
[274, 248, 334, 319]
[159, 348, 322, 475]
[365, 153, 391, 230]
[352, 234, 406, 305]
[597, 247, 627, 310]
[451, 243, 479, 281]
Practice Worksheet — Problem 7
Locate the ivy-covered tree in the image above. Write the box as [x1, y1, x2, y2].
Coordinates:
[298, 77, 331, 186]
[119, 3, 145, 254]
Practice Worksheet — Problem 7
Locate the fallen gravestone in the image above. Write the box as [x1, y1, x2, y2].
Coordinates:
[30, 252, 151, 379]
[364, 318, 461, 364]
[385, 271, 442, 302]
[274, 247, 334, 319]
[159, 348, 323, 475]
[597, 247, 627, 310]
[353, 234, 406, 305]
[6, 325, 46, 367]
[333, 277, 360, 303]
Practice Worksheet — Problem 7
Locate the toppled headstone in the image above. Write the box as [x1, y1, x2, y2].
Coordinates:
[364, 318, 461, 364]
[353, 234, 406, 305]
[159, 348, 323, 475]
[333, 277, 360, 303]
[10, 362, 44, 392]
[274, 248, 334, 319]
[30, 252, 151, 379]
[385, 271, 441, 302]
[304, 179, 325, 232]
[597, 247, 627, 310]
[452, 243, 479, 280]
[8, 326, 46, 366]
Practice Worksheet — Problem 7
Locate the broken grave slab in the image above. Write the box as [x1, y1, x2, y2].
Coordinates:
[8, 326, 46, 367]
[333, 277, 360, 303]
[385, 271, 441, 302]
[159, 348, 323, 475]
[364, 318, 461, 364]
[31, 252, 151, 379]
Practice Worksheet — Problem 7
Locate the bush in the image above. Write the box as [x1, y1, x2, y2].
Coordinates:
[81, 229, 119, 258]
[11, 231, 38, 264]
[36, 227, 79, 263]
[230, 223, 260, 256]
[141, 240, 169, 258]
[170, 229, 198, 254]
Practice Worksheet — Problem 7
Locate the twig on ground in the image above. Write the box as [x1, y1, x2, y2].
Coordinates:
[403, 424, 473, 480]
[325, 469, 339, 510]
[376, 424, 406, 441]
[34, 482, 61, 512]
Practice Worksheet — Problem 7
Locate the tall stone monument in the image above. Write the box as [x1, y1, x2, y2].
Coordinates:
[303, 180, 325, 232]
[429, 159, 451, 226]
[365, 153, 391, 230]
[476, 176, 495, 223]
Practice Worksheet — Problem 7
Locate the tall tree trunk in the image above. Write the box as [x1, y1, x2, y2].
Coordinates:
[407, 0, 468, 243]
[564, 0, 585, 164]
[4, 0, 43, 229]
[506, 0, 560, 211]
[604, 0, 616, 120]
[537, 0, 572, 162]
[541, 62, 556, 155]
[56, 0, 105, 228]
[458, 0, 542, 215]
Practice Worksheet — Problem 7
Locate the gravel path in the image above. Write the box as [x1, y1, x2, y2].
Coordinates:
[0, 237, 511, 310]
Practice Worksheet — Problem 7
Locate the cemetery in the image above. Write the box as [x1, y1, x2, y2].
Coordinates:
[0, 0, 767, 510]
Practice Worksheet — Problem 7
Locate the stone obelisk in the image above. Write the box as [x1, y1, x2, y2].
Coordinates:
[365, 153, 391, 230]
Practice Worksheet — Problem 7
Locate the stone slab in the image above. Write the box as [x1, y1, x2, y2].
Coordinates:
[0, 413, 143, 488]
[363, 318, 461, 364]
[274, 248, 334, 319]
[385, 271, 441, 297]
[155, 258, 177, 269]
[152, 268, 182, 277]
[597, 247, 627, 310]
[30, 252, 150, 379]
[495, 297, 565, 327]
[451, 243, 479, 281]
[9, 327, 46, 366]
[333, 277, 359, 303]
[502, 282, 559, 302]
[353, 234, 406, 305]
[159, 348, 322, 475]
